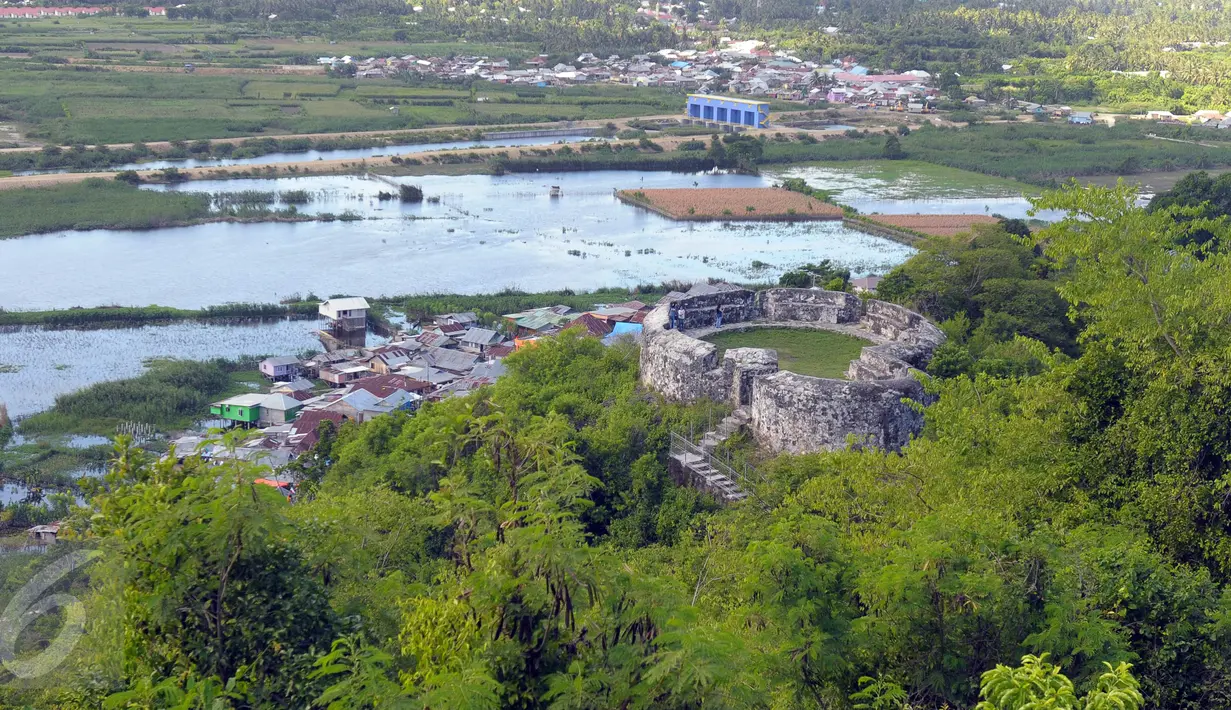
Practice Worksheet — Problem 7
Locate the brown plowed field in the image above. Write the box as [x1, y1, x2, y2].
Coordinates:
[617, 187, 844, 221]
[864, 213, 999, 236]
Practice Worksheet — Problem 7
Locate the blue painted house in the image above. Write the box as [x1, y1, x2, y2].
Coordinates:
[685, 94, 770, 128]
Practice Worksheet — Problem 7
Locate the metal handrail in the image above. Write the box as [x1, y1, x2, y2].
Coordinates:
[669, 431, 769, 509]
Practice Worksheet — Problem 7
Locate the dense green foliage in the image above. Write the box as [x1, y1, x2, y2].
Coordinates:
[0, 179, 213, 238]
[876, 220, 1076, 378]
[778, 258, 851, 289]
[1147, 169, 1231, 248]
[8, 185, 1231, 707]
[4, 77, 1231, 703]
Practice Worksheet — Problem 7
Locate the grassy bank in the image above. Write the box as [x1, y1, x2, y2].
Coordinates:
[0, 301, 321, 327]
[0, 178, 213, 237]
[17, 358, 266, 436]
[392, 286, 670, 322]
[0, 179, 364, 238]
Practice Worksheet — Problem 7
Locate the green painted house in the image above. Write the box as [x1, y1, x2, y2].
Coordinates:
[210, 394, 265, 425]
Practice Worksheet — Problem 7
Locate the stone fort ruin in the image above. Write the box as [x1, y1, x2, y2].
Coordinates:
[641, 285, 945, 455]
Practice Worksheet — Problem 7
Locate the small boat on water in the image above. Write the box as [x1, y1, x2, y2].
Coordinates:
[549, 185, 562, 198]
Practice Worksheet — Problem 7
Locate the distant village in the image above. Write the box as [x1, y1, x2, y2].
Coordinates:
[177, 294, 659, 491]
[325, 40, 942, 106]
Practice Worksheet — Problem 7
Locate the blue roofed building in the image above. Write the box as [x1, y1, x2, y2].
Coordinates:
[686, 94, 770, 128]
[602, 321, 644, 347]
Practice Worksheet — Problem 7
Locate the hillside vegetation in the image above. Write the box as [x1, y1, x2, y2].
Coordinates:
[3, 182, 1231, 709]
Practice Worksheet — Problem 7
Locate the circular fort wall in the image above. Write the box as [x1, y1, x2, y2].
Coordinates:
[640, 287, 944, 454]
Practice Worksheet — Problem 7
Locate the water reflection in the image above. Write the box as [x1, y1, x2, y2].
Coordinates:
[0, 169, 943, 309]
[0, 318, 327, 417]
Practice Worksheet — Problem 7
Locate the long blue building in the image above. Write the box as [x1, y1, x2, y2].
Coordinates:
[685, 94, 770, 128]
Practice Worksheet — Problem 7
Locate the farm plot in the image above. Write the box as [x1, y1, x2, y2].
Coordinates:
[242, 81, 341, 98]
[862, 213, 1000, 237]
[616, 187, 845, 221]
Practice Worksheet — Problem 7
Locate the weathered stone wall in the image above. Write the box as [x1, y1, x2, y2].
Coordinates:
[845, 299, 946, 380]
[667, 289, 760, 330]
[847, 342, 918, 380]
[639, 327, 727, 403]
[757, 288, 859, 324]
[640, 287, 944, 454]
[723, 347, 778, 407]
[861, 300, 945, 348]
[749, 372, 926, 453]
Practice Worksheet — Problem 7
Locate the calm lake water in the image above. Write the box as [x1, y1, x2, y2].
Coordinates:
[0, 161, 1049, 415]
[0, 162, 1049, 310]
[0, 319, 328, 417]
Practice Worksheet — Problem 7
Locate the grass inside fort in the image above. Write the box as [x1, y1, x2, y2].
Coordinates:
[703, 327, 870, 380]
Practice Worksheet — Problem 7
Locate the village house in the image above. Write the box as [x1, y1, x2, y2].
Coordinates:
[851, 276, 883, 293]
[418, 346, 480, 374]
[27, 523, 60, 543]
[321, 363, 373, 387]
[259, 355, 302, 381]
[457, 327, 503, 354]
[503, 305, 574, 337]
[258, 393, 303, 426]
[317, 387, 420, 423]
[210, 394, 266, 426]
[349, 374, 433, 399]
[368, 345, 418, 374]
[319, 296, 370, 331]
[271, 378, 315, 396]
[436, 311, 479, 327]
[416, 331, 456, 349]
[301, 351, 349, 377]
[602, 321, 645, 346]
[286, 410, 346, 454]
[567, 313, 614, 338]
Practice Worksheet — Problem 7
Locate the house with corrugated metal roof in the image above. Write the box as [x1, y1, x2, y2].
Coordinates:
[259, 355, 302, 381]
[457, 327, 503, 354]
[259, 393, 304, 425]
[502, 306, 575, 337]
[210, 394, 266, 426]
[319, 297, 370, 331]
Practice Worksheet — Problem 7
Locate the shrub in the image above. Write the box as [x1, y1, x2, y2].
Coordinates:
[399, 184, 424, 203]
